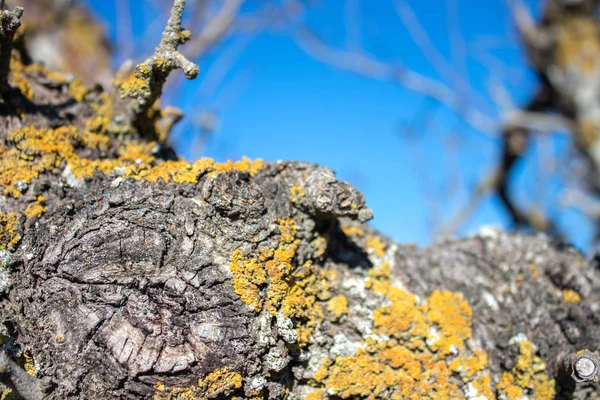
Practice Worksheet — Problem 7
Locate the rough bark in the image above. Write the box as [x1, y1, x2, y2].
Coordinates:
[0, 2, 599, 400]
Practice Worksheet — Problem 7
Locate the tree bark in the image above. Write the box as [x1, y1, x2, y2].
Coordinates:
[0, 3, 599, 400]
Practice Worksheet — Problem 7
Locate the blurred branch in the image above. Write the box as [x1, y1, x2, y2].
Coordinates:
[293, 27, 499, 136]
[394, 0, 467, 94]
[439, 86, 559, 236]
[344, 0, 362, 51]
[184, 0, 245, 59]
[114, 0, 134, 61]
[445, 0, 468, 80]
[436, 168, 499, 237]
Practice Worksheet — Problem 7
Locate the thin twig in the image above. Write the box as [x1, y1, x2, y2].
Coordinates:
[110, 0, 199, 136]
[0, 6, 22, 96]
[293, 27, 498, 136]
[184, 0, 245, 59]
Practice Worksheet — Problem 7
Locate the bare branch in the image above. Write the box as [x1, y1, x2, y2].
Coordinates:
[394, 0, 465, 92]
[445, 0, 468, 79]
[184, 0, 245, 59]
[344, 0, 362, 51]
[0, 6, 23, 96]
[436, 168, 499, 237]
[507, 0, 553, 69]
[293, 28, 498, 136]
[110, 0, 199, 137]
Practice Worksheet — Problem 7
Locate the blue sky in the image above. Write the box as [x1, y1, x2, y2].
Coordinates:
[82, 0, 594, 251]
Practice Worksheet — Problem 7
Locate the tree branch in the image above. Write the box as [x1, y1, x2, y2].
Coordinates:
[0, 6, 22, 96]
[110, 0, 199, 137]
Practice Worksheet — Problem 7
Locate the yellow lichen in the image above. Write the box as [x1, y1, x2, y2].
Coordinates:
[228, 218, 332, 346]
[25, 195, 46, 219]
[562, 288, 582, 303]
[304, 389, 324, 400]
[23, 352, 35, 376]
[471, 373, 495, 399]
[341, 225, 365, 238]
[153, 367, 243, 399]
[0, 388, 12, 400]
[0, 212, 20, 251]
[326, 295, 348, 321]
[0, 126, 263, 199]
[310, 235, 328, 258]
[426, 290, 472, 355]
[496, 340, 555, 400]
[229, 249, 267, 311]
[68, 78, 88, 102]
[278, 218, 297, 244]
[10, 58, 34, 100]
[25, 63, 68, 84]
[290, 185, 305, 204]
[120, 74, 150, 99]
[366, 236, 386, 257]
[209, 157, 263, 177]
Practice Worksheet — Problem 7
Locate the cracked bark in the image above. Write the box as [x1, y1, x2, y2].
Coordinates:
[0, 1, 600, 399]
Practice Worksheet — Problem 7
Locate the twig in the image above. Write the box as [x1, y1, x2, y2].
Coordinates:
[184, 0, 245, 59]
[293, 27, 498, 136]
[0, 6, 23, 96]
[110, 0, 199, 136]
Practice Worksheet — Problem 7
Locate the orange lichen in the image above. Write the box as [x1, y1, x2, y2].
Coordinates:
[496, 340, 555, 400]
[341, 225, 365, 238]
[153, 367, 243, 400]
[326, 295, 348, 321]
[312, 262, 494, 399]
[562, 288, 582, 303]
[25, 195, 47, 219]
[366, 236, 386, 257]
[426, 290, 472, 355]
[313, 345, 464, 399]
[290, 185, 305, 204]
[0, 212, 20, 251]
